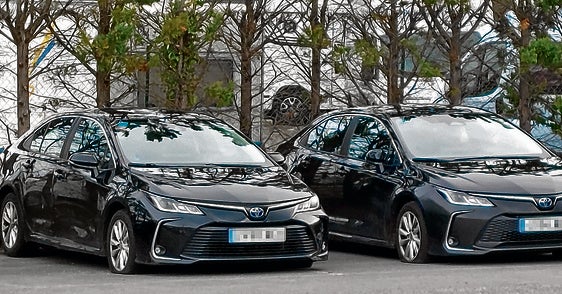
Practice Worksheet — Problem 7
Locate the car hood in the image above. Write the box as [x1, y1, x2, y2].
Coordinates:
[415, 157, 562, 195]
[129, 166, 313, 204]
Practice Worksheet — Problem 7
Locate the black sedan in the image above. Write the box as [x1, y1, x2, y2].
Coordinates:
[0, 109, 328, 273]
[278, 104, 562, 263]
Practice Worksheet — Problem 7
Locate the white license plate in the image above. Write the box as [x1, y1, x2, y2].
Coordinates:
[519, 216, 562, 232]
[228, 227, 286, 243]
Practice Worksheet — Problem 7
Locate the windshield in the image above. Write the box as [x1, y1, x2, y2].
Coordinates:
[391, 112, 550, 161]
[113, 118, 270, 167]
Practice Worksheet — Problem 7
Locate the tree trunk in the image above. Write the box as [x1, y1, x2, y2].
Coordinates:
[448, 26, 462, 105]
[387, 1, 400, 104]
[310, 0, 321, 119]
[96, 0, 111, 108]
[96, 71, 111, 108]
[240, 46, 253, 138]
[518, 23, 532, 132]
[238, 0, 254, 138]
[16, 41, 30, 136]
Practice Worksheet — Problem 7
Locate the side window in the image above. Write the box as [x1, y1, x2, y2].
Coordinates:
[348, 116, 394, 162]
[306, 116, 351, 153]
[69, 119, 114, 169]
[28, 124, 49, 153]
[26, 118, 75, 157]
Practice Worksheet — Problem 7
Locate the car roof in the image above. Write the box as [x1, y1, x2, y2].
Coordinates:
[53, 107, 216, 122]
[319, 104, 490, 121]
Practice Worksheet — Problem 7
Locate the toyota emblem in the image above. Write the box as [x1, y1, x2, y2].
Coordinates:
[537, 197, 554, 210]
[248, 207, 265, 220]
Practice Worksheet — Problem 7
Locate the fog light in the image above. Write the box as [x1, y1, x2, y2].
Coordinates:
[154, 245, 166, 255]
[321, 241, 327, 251]
[447, 237, 459, 247]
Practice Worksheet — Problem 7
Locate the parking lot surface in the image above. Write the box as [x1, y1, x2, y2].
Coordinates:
[2, 243, 562, 293]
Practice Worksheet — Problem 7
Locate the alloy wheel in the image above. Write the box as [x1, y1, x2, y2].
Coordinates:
[1, 201, 18, 249]
[109, 219, 130, 272]
[398, 211, 421, 262]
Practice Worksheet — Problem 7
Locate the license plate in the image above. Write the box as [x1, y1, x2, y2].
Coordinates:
[519, 216, 562, 232]
[228, 227, 286, 243]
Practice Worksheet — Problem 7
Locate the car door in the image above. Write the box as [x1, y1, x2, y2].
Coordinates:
[19, 117, 76, 237]
[52, 118, 114, 249]
[290, 115, 353, 234]
[339, 115, 403, 241]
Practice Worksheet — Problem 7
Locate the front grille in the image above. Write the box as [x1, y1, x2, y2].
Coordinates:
[181, 225, 317, 259]
[479, 217, 562, 243]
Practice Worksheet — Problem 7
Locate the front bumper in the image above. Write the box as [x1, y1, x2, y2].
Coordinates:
[131, 197, 329, 265]
[424, 193, 562, 256]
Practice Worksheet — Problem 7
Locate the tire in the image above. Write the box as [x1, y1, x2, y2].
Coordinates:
[1, 193, 27, 257]
[270, 87, 310, 126]
[395, 202, 430, 263]
[106, 210, 137, 274]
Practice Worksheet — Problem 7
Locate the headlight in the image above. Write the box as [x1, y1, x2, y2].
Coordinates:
[294, 195, 321, 213]
[147, 194, 204, 215]
[437, 188, 494, 207]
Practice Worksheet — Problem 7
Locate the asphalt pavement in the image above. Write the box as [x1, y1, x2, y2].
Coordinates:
[2, 242, 562, 294]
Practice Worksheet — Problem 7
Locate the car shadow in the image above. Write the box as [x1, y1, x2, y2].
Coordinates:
[329, 240, 398, 260]
[328, 240, 562, 265]
[12, 245, 321, 275]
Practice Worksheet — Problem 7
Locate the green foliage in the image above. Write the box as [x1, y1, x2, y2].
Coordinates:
[521, 37, 562, 70]
[418, 61, 443, 78]
[536, 0, 562, 10]
[204, 81, 234, 107]
[331, 44, 352, 74]
[298, 24, 330, 49]
[354, 39, 380, 68]
[77, 1, 155, 74]
[151, 0, 224, 110]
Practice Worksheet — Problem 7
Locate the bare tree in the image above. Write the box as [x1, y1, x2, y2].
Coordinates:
[51, 0, 156, 109]
[0, 0, 72, 135]
[220, 0, 297, 138]
[491, 0, 562, 132]
[335, 0, 423, 104]
[418, 0, 491, 105]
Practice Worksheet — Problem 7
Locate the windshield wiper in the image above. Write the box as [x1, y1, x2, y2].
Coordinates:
[412, 157, 452, 163]
[412, 155, 543, 163]
[128, 162, 160, 167]
[449, 155, 543, 162]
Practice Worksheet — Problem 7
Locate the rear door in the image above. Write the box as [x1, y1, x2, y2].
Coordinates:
[290, 115, 354, 234]
[20, 117, 76, 237]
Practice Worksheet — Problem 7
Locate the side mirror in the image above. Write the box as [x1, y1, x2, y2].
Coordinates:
[69, 152, 100, 169]
[365, 149, 384, 163]
[268, 152, 285, 164]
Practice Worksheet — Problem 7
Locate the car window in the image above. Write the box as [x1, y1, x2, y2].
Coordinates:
[305, 116, 352, 153]
[391, 112, 549, 160]
[69, 119, 114, 169]
[27, 117, 75, 157]
[114, 118, 270, 166]
[348, 116, 394, 161]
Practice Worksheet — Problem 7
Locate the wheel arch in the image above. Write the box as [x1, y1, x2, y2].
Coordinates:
[388, 191, 421, 246]
[0, 184, 18, 206]
[102, 200, 128, 253]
